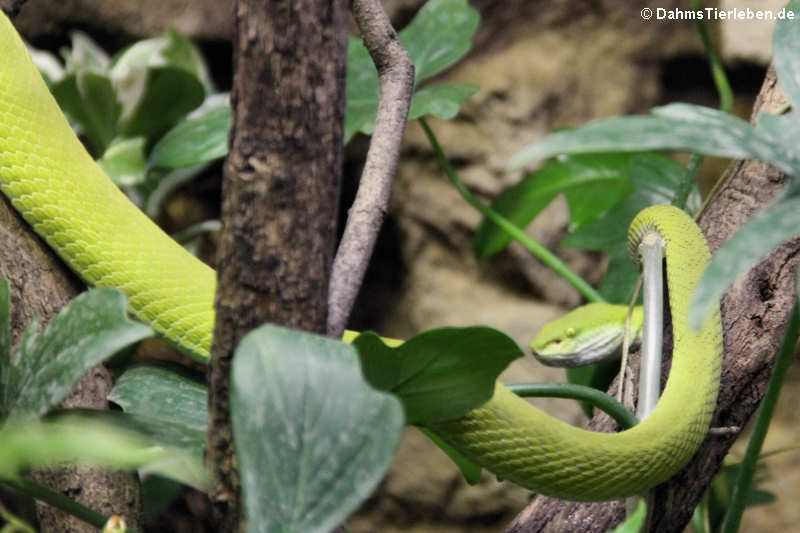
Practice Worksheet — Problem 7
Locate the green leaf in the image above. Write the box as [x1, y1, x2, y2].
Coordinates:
[344, 36, 379, 142]
[111, 31, 212, 122]
[98, 136, 147, 187]
[144, 164, 210, 218]
[408, 82, 479, 121]
[690, 196, 800, 329]
[352, 327, 523, 424]
[64, 408, 208, 489]
[565, 178, 633, 231]
[473, 153, 636, 258]
[61, 31, 110, 74]
[148, 97, 231, 170]
[28, 44, 65, 86]
[754, 112, 800, 194]
[419, 427, 481, 484]
[231, 325, 403, 533]
[345, 0, 480, 142]
[563, 153, 684, 302]
[773, 1, 800, 109]
[0, 416, 171, 481]
[402, 0, 480, 82]
[108, 366, 208, 446]
[511, 104, 797, 175]
[157, 30, 214, 91]
[51, 71, 120, 155]
[119, 66, 205, 142]
[2, 289, 153, 420]
[610, 499, 646, 533]
[109, 365, 207, 434]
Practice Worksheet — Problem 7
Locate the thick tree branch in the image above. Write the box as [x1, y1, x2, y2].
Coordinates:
[326, 0, 414, 337]
[0, 196, 143, 533]
[0, 0, 28, 18]
[506, 66, 799, 533]
[208, 1, 347, 530]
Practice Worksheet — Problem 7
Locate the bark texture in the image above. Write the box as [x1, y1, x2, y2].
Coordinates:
[207, 0, 347, 530]
[0, 193, 143, 531]
[0, 0, 27, 18]
[506, 66, 799, 533]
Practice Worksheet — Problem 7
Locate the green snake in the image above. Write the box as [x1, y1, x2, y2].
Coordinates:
[531, 303, 645, 368]
[0, 14, 723, 501]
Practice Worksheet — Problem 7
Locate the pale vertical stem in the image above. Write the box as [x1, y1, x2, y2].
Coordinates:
[626, 232, 665, 522]
[638, 232, 665, 420]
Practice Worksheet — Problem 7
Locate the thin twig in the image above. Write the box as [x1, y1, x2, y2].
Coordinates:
[327, 0, 415, 337]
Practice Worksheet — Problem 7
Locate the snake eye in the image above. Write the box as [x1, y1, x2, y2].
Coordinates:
[565, 327, 576, 338]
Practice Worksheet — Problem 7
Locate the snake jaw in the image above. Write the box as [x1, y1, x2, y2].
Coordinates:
[532, 326, 639, 368]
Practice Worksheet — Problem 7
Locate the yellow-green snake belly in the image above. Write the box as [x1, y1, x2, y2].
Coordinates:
[0, 13, 723, 502]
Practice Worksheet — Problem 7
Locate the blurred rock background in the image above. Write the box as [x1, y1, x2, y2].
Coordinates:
[13, 0, 796, 531]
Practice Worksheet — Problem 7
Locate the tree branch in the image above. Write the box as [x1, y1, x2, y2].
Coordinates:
[506, 66, 799, 533]
[0, 0, 28, 18]
[208, 1, 347, 529]
[326, 0, 414, 337]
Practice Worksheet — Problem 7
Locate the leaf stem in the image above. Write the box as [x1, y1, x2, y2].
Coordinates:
[4, 477, 141, 533]
[673, 0, 734, 210]
[418, 117, 605, 303]
[721, 303, 800, 533]
[692, 0, 733, 114]
[507, 382, 637, 429]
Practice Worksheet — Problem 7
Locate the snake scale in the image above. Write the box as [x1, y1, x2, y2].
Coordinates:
[0, 13, 722, 501]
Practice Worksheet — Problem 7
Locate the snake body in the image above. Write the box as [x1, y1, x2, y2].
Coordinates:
[0, 14, 723, 501]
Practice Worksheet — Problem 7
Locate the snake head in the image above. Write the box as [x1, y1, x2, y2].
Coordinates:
[530, 303, 643, 367]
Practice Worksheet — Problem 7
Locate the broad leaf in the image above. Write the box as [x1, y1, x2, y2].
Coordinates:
[119, 66, 205, 141]
[511, 104, 797, 176]
[98, 136, 147, 187]
[2, 289, 153, 420]
[401, 0, 480, 82]
[65, 408, 208, 489]
[690, 197, 800, 329]
[352, 327, 522, 424]
[61, 31, 110, 74]
[419, 427, 481, 484]
[109, 365, 206, 434]
[473, 153, 636, 258]
[27, 44, 65, 86]
[563, 153, 685, 302]
[111, 31, 213, 122]
[754, 111, 800, 195]
[773, 1, 800, 109]
[0, 416, 171, 481]
[144, 164, 210, 218]
[231, 325, 403, 533]
[408, 82, 479, 121]
[345, 0, 480, 141]
[51, 71, 120, 155]
[611, 499, 646, 533]
[149, 97, 231, 170]
[108, 365, 212, 489]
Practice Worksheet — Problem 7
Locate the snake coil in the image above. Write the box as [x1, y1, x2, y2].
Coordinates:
[0, 13, 722, 501]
